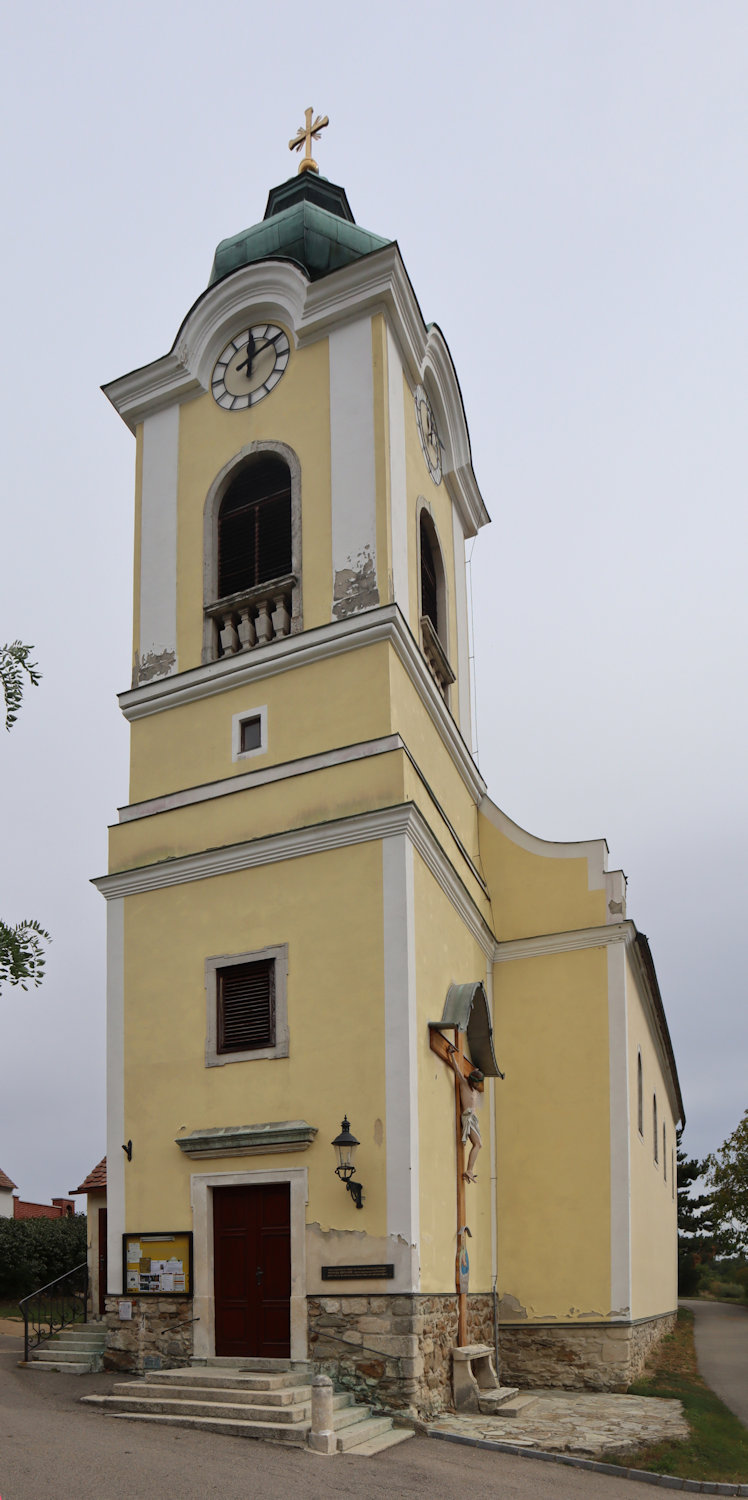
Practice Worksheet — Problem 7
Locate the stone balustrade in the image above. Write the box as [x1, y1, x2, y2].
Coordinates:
[420, 614, 455, 697]
[205, 574, 297, 660]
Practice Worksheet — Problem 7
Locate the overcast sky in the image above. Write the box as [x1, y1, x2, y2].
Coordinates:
[2, 1, 746, 1206]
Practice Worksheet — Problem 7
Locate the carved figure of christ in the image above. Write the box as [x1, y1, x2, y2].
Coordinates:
[448, 1046, 483, 1182]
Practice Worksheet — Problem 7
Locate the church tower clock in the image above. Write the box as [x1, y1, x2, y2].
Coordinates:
[94, 115, 682, 1415]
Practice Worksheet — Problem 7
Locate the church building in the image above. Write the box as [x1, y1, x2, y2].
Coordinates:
[94, 117, 683, 1416]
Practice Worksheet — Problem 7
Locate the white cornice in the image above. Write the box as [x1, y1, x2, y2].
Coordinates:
[118, 605, 487, 804]
[494, 921, 632, 963]
[94, 801, 497, 959]
[101, 245, 489, 537]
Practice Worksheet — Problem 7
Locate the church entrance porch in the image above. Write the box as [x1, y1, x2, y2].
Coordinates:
[213, 1182, 290, 1358]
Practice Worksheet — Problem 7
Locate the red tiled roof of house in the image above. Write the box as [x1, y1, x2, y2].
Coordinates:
[70, 1156, 106, 1194]
[0, 1167, 18, 1191]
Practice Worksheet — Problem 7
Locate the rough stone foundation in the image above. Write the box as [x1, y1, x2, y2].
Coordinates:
[498, 1311, 677, 1394]
[103, 1296, 194, 1373]
[307, 1293, 494, 1418]
[307, 1295, 677, 1414]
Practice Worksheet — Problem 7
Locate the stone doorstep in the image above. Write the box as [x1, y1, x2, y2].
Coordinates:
[191, 1356, 313, 1373]
[19, 1360, 93, 1375]
[146, 1367, 312, 1390]
[113, 1378, 316, 1408]
[479, 1391, 536, 1418]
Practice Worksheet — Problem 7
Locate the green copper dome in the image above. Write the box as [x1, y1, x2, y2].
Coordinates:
[209, 174, 391, 287]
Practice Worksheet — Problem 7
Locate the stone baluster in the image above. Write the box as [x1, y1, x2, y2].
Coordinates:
[308, 1373, 337, 1455]
[272, 592, 291, 638]
[237, 606, 256, 652]
[219, 613, 240, 655]
[256, 600, 273, 645]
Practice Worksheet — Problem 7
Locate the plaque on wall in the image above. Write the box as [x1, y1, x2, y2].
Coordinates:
[321, 1264, 394, 1281]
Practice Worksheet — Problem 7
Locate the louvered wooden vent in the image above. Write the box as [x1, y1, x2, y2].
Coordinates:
[217, 960, 275, 1053]
[218, 456, 292, 599]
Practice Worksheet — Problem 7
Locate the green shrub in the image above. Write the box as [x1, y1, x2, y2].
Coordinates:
[709, 1280, 744, 1300]
[0, 1215, 87, 1299]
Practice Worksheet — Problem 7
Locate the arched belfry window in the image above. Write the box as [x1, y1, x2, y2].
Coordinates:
[218, 455, 291, 599]
[637, 1052, 643, 1136]
[418, 508, 454, 699]
[420, 514, 439, 636]
[203, 443, 302, 663]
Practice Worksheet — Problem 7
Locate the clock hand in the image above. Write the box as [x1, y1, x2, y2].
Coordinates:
[236, 331, 256, 379]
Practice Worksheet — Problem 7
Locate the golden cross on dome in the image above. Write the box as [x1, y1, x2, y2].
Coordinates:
[289, 107, 329, 175]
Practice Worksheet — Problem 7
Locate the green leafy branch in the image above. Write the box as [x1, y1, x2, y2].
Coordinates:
[0, 641, 41, 731]
[0, 918, 51, 991]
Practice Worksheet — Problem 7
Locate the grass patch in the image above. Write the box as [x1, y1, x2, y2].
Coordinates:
[599, 1308, 748, 1485]
[0, 1300, 24, 1321]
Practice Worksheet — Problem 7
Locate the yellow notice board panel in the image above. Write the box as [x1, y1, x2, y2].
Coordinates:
[122, 1232, 193, 1296]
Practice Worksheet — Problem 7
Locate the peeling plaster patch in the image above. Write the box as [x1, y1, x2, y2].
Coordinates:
[134, 647, 177, 685]
[306, 1221, 416, 1293]
[373, 1118, 383, 1147]
[332, 545, 379, 620]
[498, 1292, 528, 1320]
[609, 900, 624, 915]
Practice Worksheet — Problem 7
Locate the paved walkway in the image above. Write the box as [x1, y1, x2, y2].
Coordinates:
[0, 1330, 648, 1500]
[425, 1389, 688, 1457]
[682, 1298, 748, 1428]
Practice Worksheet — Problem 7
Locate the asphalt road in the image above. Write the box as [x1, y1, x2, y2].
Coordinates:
[682, 1297, 748, 1428]
[0, 1331, 642, 1500]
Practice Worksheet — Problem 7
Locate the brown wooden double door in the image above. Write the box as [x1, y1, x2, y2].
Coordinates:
[213, 1183, 291, 1358]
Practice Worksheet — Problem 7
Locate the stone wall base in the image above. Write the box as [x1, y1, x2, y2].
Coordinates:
[103, 1296, 194, 1374]
[308, 1295, 677, 1413]
[307, 1292, 494, 1418]
[498, 1311, 677, 1393]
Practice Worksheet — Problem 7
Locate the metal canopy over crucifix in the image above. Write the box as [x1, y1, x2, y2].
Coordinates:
[429, 982, 504, 1347]
[289, 107, 329, 175]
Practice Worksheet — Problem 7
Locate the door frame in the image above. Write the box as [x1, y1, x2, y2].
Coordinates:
[191, 1168, 308, 1362]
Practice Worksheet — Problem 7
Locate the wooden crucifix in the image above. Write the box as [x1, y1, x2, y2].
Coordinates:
[430, 1025, 485, 1347]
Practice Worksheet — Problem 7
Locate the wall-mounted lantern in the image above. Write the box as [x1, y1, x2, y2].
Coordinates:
[332, 1116, 364, 1209]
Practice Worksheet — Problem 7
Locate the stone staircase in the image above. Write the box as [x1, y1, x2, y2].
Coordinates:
[25, 1322, 108, 1374]
[82, 1363, 414, 1455]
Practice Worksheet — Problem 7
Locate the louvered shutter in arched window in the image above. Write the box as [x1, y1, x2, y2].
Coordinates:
[218, 455, 292, 599]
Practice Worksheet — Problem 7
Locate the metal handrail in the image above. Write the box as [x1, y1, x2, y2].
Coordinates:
[19, 1261, 88, 1363]
[309, 1326, 407, 1371]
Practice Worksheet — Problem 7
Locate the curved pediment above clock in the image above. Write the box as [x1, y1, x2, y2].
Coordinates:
[102, 261, 309, 430]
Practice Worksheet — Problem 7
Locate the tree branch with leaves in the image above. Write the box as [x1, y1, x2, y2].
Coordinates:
[0, 641, 50, 991]
[1, 641, 41, 732]
[705, 1109, 748, 1256]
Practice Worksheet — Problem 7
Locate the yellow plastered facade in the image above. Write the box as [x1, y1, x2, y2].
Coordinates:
[493, 946, 612, 1318]
[100, 182, 682, 1396]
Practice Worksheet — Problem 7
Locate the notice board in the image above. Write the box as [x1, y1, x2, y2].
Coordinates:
[122, 1232, 193, 1295]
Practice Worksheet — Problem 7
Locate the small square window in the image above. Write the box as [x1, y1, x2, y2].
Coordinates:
[231, 704, 267, 762]
[240, 716, 262, 755]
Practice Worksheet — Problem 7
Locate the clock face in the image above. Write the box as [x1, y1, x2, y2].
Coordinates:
[414, 384, 442, 485]
[211, 325, 290, 410]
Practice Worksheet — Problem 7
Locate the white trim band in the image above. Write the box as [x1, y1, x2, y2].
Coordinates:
[95, 801, 497, 959]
